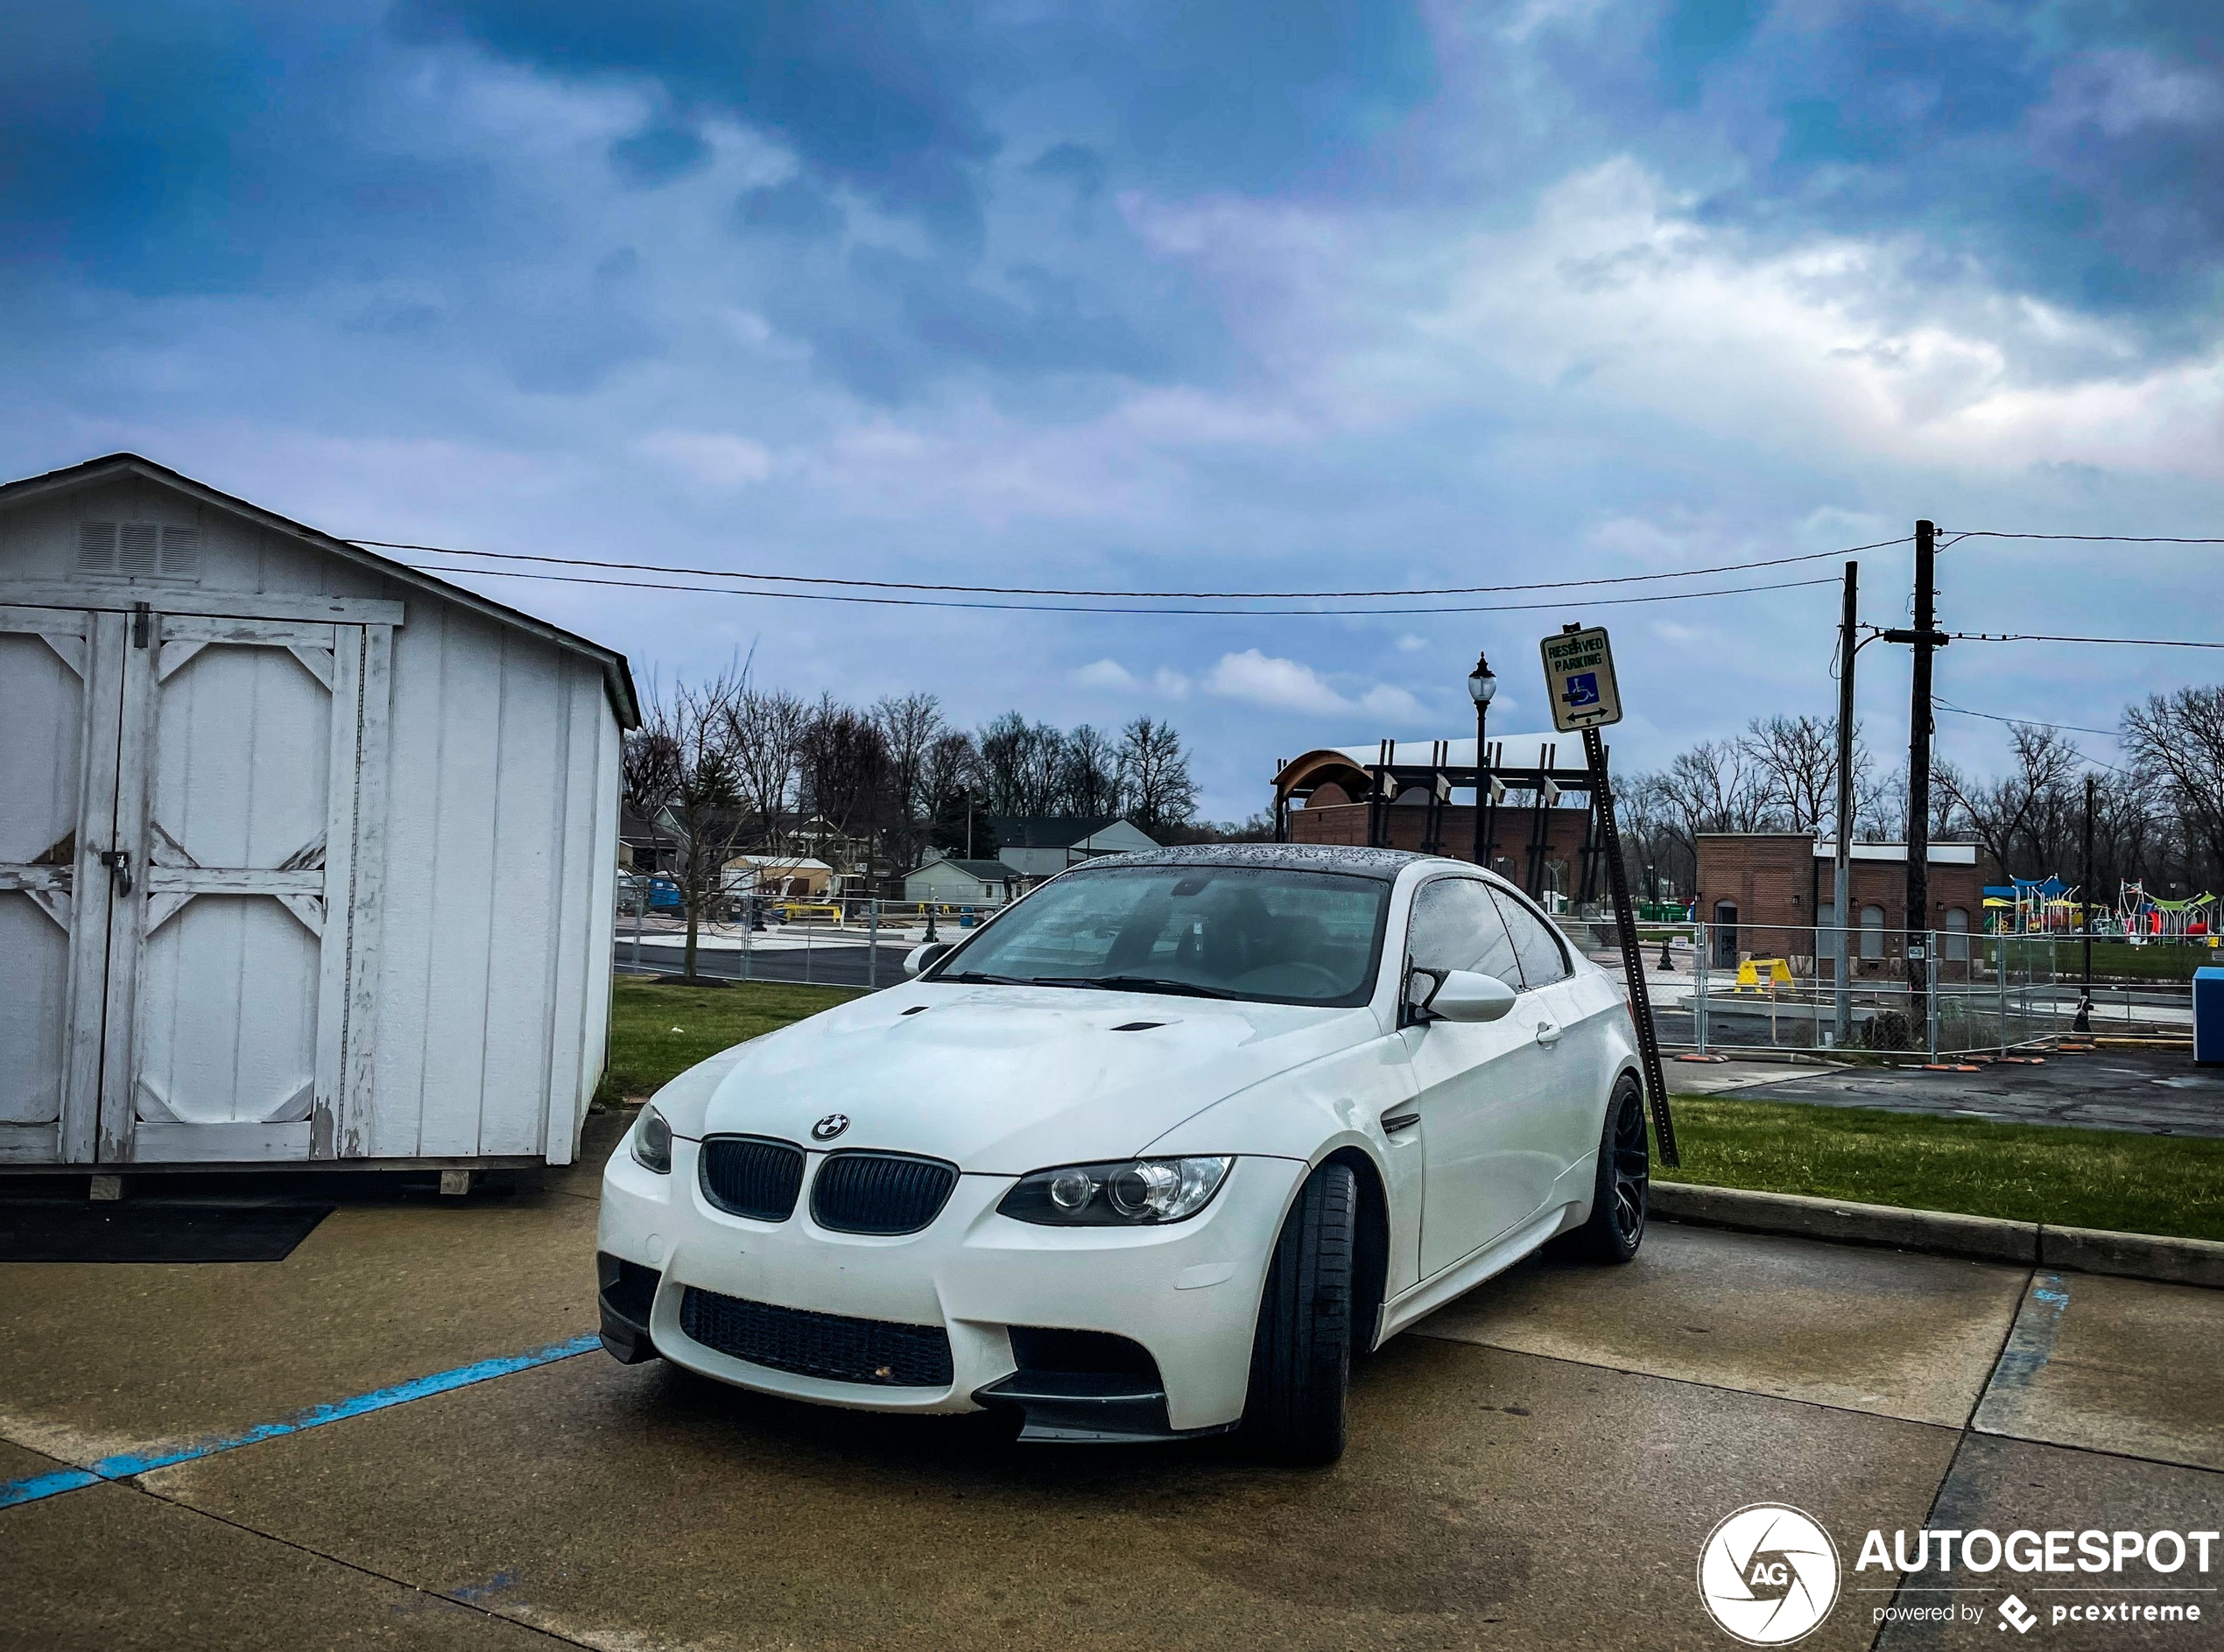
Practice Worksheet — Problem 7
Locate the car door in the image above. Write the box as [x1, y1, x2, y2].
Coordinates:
[1401, 876, 1558, 1278]
[1487, 887, 1607, 1199]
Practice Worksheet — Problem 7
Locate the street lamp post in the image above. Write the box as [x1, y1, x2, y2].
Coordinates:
[1467, 652, 1496, 868]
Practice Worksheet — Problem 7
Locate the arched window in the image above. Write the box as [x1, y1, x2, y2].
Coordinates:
[1944, 907, 1970, 961]
[1860, 903, 1887, 959]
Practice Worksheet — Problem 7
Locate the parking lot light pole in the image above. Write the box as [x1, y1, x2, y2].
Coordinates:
[1467, 652, 1496, 868]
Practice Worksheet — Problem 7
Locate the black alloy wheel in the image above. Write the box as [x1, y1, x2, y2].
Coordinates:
[1573, 1077, 1648, 1264]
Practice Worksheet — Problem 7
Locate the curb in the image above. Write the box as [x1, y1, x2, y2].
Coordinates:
[1649, 1182, 2224, 1289]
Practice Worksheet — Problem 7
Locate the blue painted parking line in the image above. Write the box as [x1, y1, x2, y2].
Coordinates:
[0, 1332, 599, 1512]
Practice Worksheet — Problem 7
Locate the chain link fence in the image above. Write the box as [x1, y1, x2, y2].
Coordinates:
[614, 882, 996, 989]
[1562, 917, 2197, 1058]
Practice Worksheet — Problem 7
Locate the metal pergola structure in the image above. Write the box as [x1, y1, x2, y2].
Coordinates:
[1270, 736, 1611, 904]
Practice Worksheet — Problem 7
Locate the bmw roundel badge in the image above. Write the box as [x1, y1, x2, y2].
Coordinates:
[812, 1114, 849, 1141]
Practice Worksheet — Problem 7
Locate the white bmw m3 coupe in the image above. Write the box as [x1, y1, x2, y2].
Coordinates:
[598, 844, 1650, 1463]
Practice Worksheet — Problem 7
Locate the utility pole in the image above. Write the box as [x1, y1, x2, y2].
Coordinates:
[2076, 771, 2095, 1032]
[1833, 560, 1857, 1047]
[1883, 522, 1946, 1036]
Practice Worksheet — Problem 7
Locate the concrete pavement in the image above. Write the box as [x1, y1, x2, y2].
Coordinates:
[4, 1114, 2218, 1650]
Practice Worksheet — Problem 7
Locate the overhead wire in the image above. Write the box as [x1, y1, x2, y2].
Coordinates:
[396, 563, 1842, 617]
[359, 535, 1910, 601]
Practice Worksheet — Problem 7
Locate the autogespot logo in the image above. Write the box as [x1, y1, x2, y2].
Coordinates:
[1699, 1504, 1843, 1645]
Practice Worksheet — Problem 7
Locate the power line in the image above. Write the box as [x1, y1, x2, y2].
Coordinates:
[1941, 530, 2224, 545]
[1934, 699, 2121, 739]
[362, 535, 1910, 601]
[400, 562, 1840, 617]
[1944, 630, 2224, 650]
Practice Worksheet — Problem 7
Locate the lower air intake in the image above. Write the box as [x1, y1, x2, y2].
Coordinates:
[678, 1287, 954, 1387]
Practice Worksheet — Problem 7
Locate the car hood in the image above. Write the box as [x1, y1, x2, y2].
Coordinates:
[686, 983, 1380, 1172]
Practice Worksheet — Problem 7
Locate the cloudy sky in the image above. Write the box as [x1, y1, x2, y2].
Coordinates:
[4, 1, 2220, 818]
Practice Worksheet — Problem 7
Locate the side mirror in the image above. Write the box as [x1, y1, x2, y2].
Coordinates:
[904, 941, 954, 978]
[1426, 969, 1518, 1023]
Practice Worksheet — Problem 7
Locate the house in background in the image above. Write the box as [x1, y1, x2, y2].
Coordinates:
[904, 853, 1020, 907]
[987, 816, 1158, 881]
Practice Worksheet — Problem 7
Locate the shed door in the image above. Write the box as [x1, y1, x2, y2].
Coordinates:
[0, 605, 116, 1164]
[100, 615, 371, 1163]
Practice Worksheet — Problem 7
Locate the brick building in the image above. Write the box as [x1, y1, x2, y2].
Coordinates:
[1694, 833, 1983, 980]
[1273, 735, 1608, 904]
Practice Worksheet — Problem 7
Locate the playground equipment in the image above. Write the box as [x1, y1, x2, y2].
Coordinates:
[1986, 875, 2083, 935]
[2118, 882, 2215, 943]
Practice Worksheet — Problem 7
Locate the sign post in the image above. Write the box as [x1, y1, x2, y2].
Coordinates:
[1540, 623, 1678, 1165]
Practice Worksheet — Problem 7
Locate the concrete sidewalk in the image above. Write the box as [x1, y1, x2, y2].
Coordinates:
[4, 1117, 2218, 1650]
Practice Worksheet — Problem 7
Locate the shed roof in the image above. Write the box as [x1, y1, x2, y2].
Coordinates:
[0, 453, 640, 727]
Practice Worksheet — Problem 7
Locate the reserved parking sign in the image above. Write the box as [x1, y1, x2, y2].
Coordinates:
[1540, 625, 1622, 731]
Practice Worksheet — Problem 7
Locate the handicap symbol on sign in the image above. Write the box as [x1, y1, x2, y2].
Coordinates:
[1562, 671, 1601, 707]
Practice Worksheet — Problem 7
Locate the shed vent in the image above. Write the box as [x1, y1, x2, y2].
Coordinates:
[74, 521, 203, 581]
[76, 522, 117, 571]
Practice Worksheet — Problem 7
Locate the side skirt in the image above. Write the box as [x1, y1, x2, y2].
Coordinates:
[1374, 1200, 1584, 1345]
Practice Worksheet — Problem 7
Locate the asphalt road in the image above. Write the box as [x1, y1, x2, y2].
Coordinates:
[6, 1108, 2218, 1651]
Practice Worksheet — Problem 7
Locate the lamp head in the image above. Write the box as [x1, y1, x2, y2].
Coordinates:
[1467, 651, 1497, 707]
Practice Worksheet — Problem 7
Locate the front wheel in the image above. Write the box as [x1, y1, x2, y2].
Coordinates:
[1241, 1162, 1356, 1466]
[1572, 1077, 1649, 1264]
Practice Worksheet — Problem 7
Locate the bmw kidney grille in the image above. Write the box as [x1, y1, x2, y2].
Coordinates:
[810, 1151, 959, 1235]
[698, 1135, 806, 1222]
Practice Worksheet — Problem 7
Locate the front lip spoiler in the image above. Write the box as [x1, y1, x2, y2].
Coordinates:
[971, 1372, 1237, 1445]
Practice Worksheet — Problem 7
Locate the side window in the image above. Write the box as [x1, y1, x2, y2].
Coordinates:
[1406, 878, 1522, 986]
[1489, 888, 1570, 990]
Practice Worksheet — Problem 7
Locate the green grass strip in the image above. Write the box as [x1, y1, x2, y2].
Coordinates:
[1660, 1094, 2224, 1242]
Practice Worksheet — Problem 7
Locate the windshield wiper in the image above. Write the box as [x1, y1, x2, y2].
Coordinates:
[1030, 974, 1244, 1000]
[937, 971, 1038, 985]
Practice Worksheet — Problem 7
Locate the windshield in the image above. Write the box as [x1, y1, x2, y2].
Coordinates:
[930, 863, 1391, 1007]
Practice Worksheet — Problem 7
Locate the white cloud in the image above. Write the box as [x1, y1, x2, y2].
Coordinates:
[635, 430, 776, 487]
[1204, 650, 1429, 722]
[1073, 658, 1192, 699]
[1395, 633, 1430, 652]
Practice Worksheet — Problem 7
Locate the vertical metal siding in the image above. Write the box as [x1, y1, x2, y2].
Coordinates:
[2, 480, 625, 1167]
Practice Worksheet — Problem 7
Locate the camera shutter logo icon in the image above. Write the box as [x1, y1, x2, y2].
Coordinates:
[1697, 1504, 1841, 1645]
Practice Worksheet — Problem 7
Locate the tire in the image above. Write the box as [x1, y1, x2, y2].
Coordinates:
[1573, 1076, 1649, 1264]
[1241, 1162, 1356, 1465]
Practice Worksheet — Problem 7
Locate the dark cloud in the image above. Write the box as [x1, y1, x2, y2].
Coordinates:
[734, 178, 848, 241]
[609, 119, 713, 187]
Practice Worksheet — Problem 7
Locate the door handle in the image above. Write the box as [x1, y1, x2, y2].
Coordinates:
[1534, 1019, 1562, 1046]
[99, 849, 132, 897]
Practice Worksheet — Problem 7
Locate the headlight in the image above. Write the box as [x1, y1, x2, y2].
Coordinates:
[631, 1104, 672, 1175]
[997, 1156, 1231, 1226]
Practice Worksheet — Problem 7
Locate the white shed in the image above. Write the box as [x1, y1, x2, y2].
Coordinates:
[0, 453, 637, 1172]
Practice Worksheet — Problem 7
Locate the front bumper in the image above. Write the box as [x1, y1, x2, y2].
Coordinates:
[598, 1135, 1304, 1434]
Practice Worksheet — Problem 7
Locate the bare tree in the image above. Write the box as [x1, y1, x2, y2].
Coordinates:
[799, 697, 890, 885]
[626, 670, 748, 981]
[2123, 685, 2224, 894]
[1116, 715, 1198, 839]
[1060, 723, 1122, 817]
[1938, 724, 2084, 881]
[873, 692, 947, 879]
[727, 685, 810, 854]
[978, 713, 1071, 816]
[922, 731, 987, 859]
[1740, 714, 1870, 836]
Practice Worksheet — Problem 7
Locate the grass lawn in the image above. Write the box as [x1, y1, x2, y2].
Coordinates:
[1658, 1094, 2224, 1242]
[597, 978, 865, 1103]
[1982, 936, 2215, 983]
